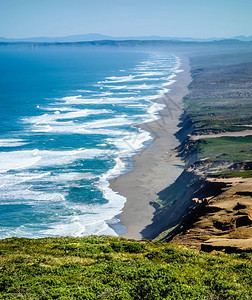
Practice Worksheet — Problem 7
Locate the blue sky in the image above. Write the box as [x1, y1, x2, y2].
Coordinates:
[0, 0, 251, 38]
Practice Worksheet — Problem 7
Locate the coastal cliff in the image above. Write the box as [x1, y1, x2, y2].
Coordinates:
[150, 52, 252, 252]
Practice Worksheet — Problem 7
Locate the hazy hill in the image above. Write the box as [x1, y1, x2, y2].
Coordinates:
[0, 33, 252, 43]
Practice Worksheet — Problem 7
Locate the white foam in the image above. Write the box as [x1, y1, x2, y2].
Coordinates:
[159, 88, 171, 96]
[31, 114, 136, 134]
[61, 95, 83, 101]
[76, 90, 94, 93]
[0, 150, 42, 173]
[46, 172, 95, 183]
[166, 74, 177, 80]
[65, 96, 136, 105]
[0, 148, 113, 173]
[162, 79, 176, 87]
[127, 103, 148, 108]
[135, 71, 165, 77]
[147, 102, 166, 115]
[105, 75, 135, 83]
[43, 106, 78, 112]
[36, 149, 113, 168]
[32, 124, 129, 135]
[0, 171, 51, 188]
[174, 69, 183, 73]
[24, 109, 110, 124]
[41, 219, 87, 237]
[107, 129, 152, 155]
[100, 91, 113, 96]
[41, 215, 119, 237]
[107, 83, 158, 90]
[37, 163, 128, 236]
[103, 76, 160, 83]
[0, 186, 65, 203]
[105, 85, 127, 90]
[0, 138, 29, 147]
[0, 168, 98, 211]
[81, 117, 133, 129]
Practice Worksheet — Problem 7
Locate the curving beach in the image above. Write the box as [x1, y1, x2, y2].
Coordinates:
[110, 55, 192, 239]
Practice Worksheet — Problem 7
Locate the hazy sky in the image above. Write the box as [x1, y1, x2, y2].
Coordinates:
[0, 0, 251, 38]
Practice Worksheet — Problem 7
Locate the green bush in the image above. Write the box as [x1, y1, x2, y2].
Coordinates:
[0, 236, 251, 299]
[110, 241, 146, 253]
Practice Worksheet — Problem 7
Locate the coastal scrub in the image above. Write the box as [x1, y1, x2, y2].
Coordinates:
[0, 236, 251, 299]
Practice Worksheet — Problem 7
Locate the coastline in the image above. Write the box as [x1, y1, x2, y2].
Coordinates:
[110, 55, 192, 239]
[153, 51, 252, 252]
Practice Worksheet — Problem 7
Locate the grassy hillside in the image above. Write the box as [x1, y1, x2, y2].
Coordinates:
[184, 97, 252, 134]
[177, 53, 252, 175]
[188, 136, 252, 163]
[0, 236, 252, 299]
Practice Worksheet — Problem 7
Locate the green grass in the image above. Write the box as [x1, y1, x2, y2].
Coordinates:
[0, 236, 252, 299]
[180, 55, 252, 173]
[184, 98, 252, 133]
[210, 170, 252, 178]
[180, 96, 252, 166]
[181, 136, 252, 164]
[198, 136, 252, 162]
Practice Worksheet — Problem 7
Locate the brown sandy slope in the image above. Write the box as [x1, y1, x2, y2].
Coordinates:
[170, 176, 252, 253]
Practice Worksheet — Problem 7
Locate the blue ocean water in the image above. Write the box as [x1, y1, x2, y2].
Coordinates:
[0, 47, 180, 238]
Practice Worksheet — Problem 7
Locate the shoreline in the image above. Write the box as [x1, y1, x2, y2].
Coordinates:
[110, 55, 192, 239]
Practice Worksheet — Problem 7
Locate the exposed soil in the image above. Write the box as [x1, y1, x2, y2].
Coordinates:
[171, 177, 252, 252]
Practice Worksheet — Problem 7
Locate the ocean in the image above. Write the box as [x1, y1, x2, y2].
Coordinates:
[0, 46, 180, 238]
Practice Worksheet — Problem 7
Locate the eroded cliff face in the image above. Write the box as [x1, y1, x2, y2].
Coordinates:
[171, 176, 252, 252]
[142, 164, 228, 240]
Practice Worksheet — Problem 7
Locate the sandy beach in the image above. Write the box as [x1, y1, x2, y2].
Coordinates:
[110, 55, 192, 239]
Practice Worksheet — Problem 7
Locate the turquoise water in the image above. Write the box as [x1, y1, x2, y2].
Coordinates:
[0, 47, 180, 238]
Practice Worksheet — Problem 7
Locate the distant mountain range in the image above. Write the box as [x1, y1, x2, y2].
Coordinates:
[0, 33, 252, 43]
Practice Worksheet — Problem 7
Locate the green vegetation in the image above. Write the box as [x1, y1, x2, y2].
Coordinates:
[180, 136, 252, 169]
[184, 97, 252, 133]
[209, 169, 252, 178]
[0, 236, 252, 299]
[197, 136, 252, 162]
[180, 54, 252, 175]
[181, 68, 252, 169]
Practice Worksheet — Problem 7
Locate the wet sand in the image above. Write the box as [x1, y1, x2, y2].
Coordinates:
[110, 55, 192, 239]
